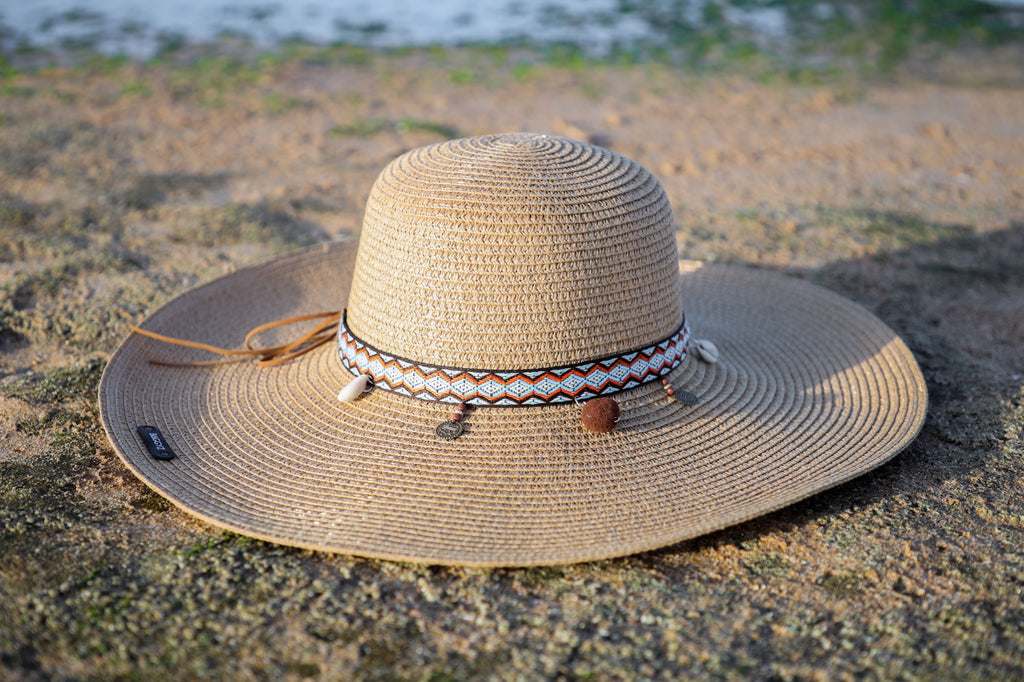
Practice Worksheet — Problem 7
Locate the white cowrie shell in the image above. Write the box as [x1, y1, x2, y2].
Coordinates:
[337, 374, 371, 402]
[692, 339, 719, 364]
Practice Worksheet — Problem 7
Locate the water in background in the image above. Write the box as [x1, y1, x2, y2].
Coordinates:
[0, 1, 784, 57]
[1, 0, 1022, 58]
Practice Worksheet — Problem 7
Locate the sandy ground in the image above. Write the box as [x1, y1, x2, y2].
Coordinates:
[1, 46, 1023, 679]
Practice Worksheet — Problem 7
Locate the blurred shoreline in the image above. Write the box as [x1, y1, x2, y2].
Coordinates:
[2, 0, 1023, 75]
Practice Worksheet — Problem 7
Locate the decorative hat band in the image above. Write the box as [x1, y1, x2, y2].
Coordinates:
[336, 311, 691, 407]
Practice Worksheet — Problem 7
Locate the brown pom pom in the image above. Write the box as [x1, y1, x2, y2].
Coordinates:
[581, 397, 620, 433]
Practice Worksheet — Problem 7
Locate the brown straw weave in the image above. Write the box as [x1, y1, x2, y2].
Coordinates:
[99, 133, 927, 566]
[348, 134, 681, 368]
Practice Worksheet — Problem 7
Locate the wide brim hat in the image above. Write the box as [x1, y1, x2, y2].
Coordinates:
[99, 133, 927, 567]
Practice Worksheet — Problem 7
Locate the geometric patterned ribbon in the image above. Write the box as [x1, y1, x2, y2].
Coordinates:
[337, 310, 690, 407]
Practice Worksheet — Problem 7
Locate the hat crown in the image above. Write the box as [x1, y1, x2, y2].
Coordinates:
[346, 133, 683, 369]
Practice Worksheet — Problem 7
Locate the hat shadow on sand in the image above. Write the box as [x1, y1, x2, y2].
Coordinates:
[649, 217, 1024, 559]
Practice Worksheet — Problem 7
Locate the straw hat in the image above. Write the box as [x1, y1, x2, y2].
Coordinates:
[99, 133, 927, 566]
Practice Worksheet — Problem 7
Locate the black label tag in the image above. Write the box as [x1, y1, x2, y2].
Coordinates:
[137, 426, 177, 461]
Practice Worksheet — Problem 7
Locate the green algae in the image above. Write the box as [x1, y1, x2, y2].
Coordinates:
[328, 117, 459, 139]
[819, 571, 865, 598]
[113, 172, 230, 211]
[1, 362, 112, 562]
[165, 201, 326, 249]
[3, 357, 104, 405]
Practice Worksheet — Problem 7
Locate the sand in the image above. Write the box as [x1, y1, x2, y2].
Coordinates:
[1, 45, 1023, 679]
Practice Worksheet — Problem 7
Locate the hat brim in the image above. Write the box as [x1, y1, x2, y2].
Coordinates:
[99, 241, 927, 566]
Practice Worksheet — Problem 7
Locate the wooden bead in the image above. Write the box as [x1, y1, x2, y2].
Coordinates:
[581, 397, 620, 433]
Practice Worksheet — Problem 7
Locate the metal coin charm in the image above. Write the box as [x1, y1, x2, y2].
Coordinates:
[661, 377, 700, 406]
[669, 389, 700, 406]
[435, 419, 466, 441]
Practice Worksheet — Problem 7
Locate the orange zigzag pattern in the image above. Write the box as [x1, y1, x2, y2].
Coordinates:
[337, 317, 690, 406]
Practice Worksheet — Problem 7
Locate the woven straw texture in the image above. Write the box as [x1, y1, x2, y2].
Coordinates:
[100, 245, 926, 566]
[99, 134, 927, 566]
[347, 134, 682, 368]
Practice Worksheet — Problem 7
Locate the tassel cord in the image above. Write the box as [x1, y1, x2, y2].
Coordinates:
[129, 311, 342, 368]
